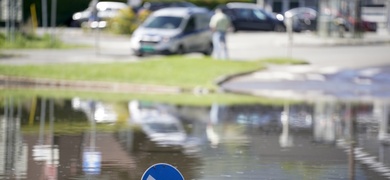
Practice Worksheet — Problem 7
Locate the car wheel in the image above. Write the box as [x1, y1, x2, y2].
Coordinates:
[176, 45, 185, 55]
[134, 51, 143, 57]
[202, 42, 213, 56]
[274, 24, 286, 32]
[337, 25, 347, 37]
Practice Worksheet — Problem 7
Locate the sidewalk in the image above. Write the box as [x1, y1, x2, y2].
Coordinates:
[1, 28, 390, 65]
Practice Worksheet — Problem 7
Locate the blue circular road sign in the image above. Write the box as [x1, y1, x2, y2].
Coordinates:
[141, 163, 184, 180]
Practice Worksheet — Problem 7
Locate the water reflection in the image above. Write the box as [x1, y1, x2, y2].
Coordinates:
[128, 100, 187, 147]
[1, 95, 390, 179]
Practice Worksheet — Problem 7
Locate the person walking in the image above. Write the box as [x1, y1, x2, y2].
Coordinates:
[209, 7, 231, 60]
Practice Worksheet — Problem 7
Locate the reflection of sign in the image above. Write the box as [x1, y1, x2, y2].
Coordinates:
[83, 151, 101, 174]
[33, 145, 59, 164]
[142, 163, 184, 180]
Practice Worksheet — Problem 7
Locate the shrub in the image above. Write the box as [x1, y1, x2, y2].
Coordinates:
[0, 32, 65, 49]
[107, 7, 139, 35]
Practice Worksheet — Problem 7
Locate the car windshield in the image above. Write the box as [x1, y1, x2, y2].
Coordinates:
[143, 16, 183, 29]
[146, 122, 180, 133]
[143, 2, 196, 11]
[261, 9, 278, 20]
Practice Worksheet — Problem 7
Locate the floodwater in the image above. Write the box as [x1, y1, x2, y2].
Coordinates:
[1, 95, 390, 180]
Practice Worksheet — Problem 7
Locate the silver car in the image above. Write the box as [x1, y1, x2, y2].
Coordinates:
[130, 7, 213, 56]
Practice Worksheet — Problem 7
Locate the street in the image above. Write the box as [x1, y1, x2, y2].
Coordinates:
[2, 29, 390, 69]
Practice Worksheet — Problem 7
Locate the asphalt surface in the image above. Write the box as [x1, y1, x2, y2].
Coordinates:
[2, 28, 390, 100]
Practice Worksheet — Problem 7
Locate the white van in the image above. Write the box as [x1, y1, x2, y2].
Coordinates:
[130, 7, 213, 56]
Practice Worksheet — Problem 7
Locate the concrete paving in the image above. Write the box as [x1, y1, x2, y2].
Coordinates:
[219, 29, 390, 101]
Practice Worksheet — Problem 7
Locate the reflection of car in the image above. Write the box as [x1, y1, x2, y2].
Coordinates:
[141, 113, 186, 145]
[71, 98, 118, 123]
[71, 1, 128, 27]
[217, 2, 286, 32]
[236, 113, 272, 127]
[130, 7, 213, 56]
[280, 111, 312, 128]
[93, 102, 118, 123]
[128, 100, 186, 146]
[284, 7, 317, 32]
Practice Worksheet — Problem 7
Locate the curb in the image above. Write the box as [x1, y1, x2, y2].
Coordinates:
[214, 68, 263, 87]
[0, 75, 182, 94]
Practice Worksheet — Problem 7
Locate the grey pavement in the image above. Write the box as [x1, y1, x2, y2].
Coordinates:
[2, 28, 390, 66]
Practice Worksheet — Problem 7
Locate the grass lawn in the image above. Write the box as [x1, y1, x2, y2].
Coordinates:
[0, 56, 266, 89]
[0, 56, 307, 105]
[0, 33, 86, 49]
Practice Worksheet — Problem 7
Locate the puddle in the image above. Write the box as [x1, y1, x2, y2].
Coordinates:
[1, 93, 390, 179]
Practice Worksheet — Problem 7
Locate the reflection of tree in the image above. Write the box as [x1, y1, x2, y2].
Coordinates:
[12, 98, 134, 134]
[1, 96, 28, 179]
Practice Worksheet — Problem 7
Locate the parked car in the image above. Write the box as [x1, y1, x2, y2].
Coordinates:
[284, 7, 317, 32]
[284, 6, 377, 33]
[138, 1, 197, 12]
[334, 15, 377, 32]
[71, 1, 128, 28]
[128, 100, 186, 147]
[217, 2, 286, 32]
[130, 7, 213, 57]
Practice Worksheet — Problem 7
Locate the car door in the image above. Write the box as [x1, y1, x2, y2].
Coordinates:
[182, 16, 198, 52]
[232, 8, 254, 30]
[250, 9, 273, 31]
[194, 13, 212, 51]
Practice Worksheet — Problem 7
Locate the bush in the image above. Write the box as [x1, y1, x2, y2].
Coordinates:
[107, 7, 139, 35]
[0, 32, 65, 49]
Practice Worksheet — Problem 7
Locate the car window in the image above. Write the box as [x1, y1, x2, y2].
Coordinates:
[143, 16, 183, 29]
[195, 14, 211, 30]
[253, 9, 267, 20]
[142, 2, 196, 11]
[184, 16, 196, 32]
[234, 8, 253, 19]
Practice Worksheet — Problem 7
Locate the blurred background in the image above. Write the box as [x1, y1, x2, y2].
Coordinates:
[1, 0, 389, 37]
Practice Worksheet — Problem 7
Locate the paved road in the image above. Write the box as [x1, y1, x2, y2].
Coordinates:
[220, 30, 390, 101]
[2, 28, 390, 68]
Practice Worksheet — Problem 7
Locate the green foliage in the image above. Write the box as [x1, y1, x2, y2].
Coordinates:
[107, 7, 139, 35]
[0, 56, 264, 89]
[0, 32, 70, 49]
[0, 33, 5, 47]
[1, 88, 292, 107]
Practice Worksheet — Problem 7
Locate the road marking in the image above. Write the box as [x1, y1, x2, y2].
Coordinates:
[147, 175, 156, 180]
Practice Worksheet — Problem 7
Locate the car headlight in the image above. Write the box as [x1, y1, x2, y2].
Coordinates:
[276, 14, 284, 21]
[72, 12, 82, 20]
[161, 36, 171, 43]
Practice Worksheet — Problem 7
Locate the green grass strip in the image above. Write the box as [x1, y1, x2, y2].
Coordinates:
[0, 56, 264, 89]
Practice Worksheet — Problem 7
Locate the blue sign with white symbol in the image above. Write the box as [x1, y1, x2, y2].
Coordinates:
[82, 151, 101, 175]
[142, 163, 184, 180]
